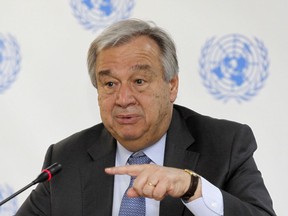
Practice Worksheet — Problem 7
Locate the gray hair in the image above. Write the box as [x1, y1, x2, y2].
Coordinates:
[87, 19, 179, 88]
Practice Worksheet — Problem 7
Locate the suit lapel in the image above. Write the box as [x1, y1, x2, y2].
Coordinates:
[80, 129, 116, 216]
[78, 108, 200, 216]
[160, 109, 200, 216]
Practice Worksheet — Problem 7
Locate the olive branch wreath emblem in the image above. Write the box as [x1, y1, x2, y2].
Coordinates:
[199, 35, 269, 103]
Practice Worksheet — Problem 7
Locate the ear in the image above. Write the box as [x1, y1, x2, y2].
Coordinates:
[169, 75, 179, 103]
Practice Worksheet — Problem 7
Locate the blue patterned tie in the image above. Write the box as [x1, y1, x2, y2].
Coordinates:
[118, 152, 151, 216]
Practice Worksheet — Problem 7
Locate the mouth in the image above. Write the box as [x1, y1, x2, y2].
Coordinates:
[115, 114, 141, 124]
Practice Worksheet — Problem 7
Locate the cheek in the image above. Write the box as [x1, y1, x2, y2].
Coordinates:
[98, 94, 112, 115]
[97, 94, 103, 109]
[147, 89, 171, 115]
[156, 85, 172, 103]
[98, 91, 112, 105]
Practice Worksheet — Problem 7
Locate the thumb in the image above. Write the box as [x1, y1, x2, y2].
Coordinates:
[126, 187, 141, 198]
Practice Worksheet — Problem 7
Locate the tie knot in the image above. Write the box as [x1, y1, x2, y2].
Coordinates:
[128, 152, 151, 165]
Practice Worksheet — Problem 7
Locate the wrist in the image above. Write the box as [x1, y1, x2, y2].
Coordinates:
[181, 169, 201, 202]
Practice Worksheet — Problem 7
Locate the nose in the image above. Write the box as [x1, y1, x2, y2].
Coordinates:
[115, 83, 137, 108]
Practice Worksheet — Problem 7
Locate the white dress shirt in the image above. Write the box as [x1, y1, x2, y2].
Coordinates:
[111, 134, 224, 216]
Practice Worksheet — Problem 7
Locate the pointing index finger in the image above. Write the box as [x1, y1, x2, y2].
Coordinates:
[105, 164, 146, 176]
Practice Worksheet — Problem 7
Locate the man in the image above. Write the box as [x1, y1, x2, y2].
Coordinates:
[16, 19, 275, 215]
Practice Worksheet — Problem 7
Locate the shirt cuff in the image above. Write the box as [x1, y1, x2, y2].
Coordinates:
[183, 177, 224, 216]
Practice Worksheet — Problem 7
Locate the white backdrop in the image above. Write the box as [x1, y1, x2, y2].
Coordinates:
[0, 0, 287, 215]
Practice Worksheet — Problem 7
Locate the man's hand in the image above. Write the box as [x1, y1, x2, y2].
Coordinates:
[105, 164, 201, 201]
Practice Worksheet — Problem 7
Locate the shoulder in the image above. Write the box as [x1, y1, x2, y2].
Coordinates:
[173, 104, 246, 133]
[173, 105, 258, 178]
[55, 123, 106, 148]
[173, 104, 256, 151]
[45, 123, 111, 161]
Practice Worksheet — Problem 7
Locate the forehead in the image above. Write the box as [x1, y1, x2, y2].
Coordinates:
[107, 35, 161, 52]
[96, 36, 162, 71]
[99, 36, 160, 59]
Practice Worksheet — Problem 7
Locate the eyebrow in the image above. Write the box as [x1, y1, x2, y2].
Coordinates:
[98, 69, 111, 77]
[130, 64, 151, 72]
[98, 64, 152, 76]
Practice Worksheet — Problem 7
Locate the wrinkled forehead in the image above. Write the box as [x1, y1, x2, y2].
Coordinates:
[100, 34, 160, 53]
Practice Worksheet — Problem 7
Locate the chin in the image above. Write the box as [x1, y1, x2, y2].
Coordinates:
[120, 133, 141, 141]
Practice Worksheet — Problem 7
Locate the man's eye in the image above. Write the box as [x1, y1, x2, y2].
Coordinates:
[135, 79, 145, 85]
[105, 82, 114, 87]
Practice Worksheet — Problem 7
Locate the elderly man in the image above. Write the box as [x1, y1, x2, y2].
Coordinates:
[16, 19, 275, 216]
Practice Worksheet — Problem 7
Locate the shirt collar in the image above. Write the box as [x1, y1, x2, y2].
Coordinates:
[116, 133, 166, 166]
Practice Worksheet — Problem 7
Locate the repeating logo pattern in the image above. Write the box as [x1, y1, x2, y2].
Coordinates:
[0, 184, 18, 215]
[199, 34, 269, 103]
[70, 0, 135, 32]
[0, 34, 21, 94]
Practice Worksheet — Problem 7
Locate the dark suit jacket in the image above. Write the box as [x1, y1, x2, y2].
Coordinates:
[16, 105, 275, 216]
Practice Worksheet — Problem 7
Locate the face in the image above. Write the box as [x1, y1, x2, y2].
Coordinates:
[95, 36, 178, 152]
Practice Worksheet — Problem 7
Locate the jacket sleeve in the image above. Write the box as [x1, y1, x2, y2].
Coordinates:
[15, 145, 54, 216]
[221, 124, 276, 216]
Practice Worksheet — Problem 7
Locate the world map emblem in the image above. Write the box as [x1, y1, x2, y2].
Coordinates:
[0, 184, 18, 215]
[70, 0, 135, 32]
[0, 34, 21, 94]
[199, 34, 269, 102]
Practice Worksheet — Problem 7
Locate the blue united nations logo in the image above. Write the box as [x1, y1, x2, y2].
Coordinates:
[70, 0, 135, 32]
[0, 34, 21, 94]
[0, 184, 18, 215]
[199, 34, 269, 102]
